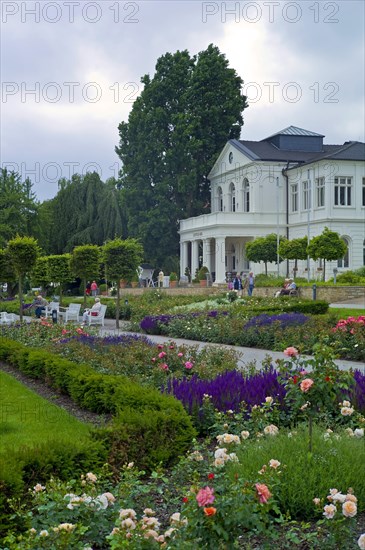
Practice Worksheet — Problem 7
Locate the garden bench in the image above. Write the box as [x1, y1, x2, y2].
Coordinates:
[0, 312, 16, 325]
[289, 287, 300, 297]
[59, 303, 81, 322]
[84, 304, 107, 326]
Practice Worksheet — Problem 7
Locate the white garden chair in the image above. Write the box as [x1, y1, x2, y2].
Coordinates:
[59, 303, 81, 322]
[44, 301, 60, 319]
[84, 304, 107, 326]
[0, 312, 16, 325]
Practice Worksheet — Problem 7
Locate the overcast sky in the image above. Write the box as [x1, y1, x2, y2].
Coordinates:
[1, 0, 364, 201]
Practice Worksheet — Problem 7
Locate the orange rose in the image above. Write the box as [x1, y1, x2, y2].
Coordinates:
[203, 507, 217, 516]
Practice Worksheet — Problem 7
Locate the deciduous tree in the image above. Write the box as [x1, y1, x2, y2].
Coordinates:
[7, 236, 39, 321]
[307, 227, 347, 280]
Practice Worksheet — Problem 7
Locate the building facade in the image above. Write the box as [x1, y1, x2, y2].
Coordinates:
[179, 126, 365, 283]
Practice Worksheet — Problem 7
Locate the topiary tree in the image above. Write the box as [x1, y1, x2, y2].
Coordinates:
[279, 237, 308, 277]
[246, 234, 284, 276]
[0, 248, 17, 297]
[47, 254, 74, 306]
[307, 227, 347, 281]
[31, 256, 50, 294]
[103, 238, 143, 329]
[70, 245, 100, 306]
[7, 235, 39, 321]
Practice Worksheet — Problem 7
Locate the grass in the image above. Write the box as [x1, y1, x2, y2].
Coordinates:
[230, 424, 365, 520]
[328, 307, 364, 319]
[0, 370, 93, 454]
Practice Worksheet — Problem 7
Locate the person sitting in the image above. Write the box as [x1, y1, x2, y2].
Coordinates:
[29, 295, 49, 318]
[82, 297, 102, 324]
[276, 278, 297, 297]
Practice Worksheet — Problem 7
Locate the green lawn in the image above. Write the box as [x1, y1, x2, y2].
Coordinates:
[328, 307, 365, 319]
[0, 370, 93, 453]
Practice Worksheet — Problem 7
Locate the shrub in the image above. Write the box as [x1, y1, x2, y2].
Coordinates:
[97, 406, 196, 472]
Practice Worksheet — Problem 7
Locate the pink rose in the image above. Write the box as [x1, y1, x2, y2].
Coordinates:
[158, 352, 166, 359]
[196, 487, 215, 507]
[177, 353, 184, 357]
[255, 483, 272, 504]
[160, 363, 169, 371]
[300, 378, 314, 392]
[283, 347, 299, 357]
[185, 361, 193, 369]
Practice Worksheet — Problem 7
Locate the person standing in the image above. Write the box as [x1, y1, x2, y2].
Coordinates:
[233, 274, 243, 297]
[158, 270, 164, 288]
[247, 271, 255, 296]
[86, 281, 91, 296]
[90, 281, 98, 296]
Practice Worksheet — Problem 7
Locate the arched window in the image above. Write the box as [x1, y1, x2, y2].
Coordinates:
[243, 178, 250, 212]
[229, 182, 236, 212]
[217, 187, 223, 212]
[337, 237, 349, 268]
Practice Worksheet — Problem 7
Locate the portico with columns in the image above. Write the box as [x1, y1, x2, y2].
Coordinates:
[179, 126, 365, 283]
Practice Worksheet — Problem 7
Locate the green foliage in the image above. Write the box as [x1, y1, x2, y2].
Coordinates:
[116, 44, 247, 268]
[169, 272, 178, 281]
[103, 238, 143, 327]
[0, 168, 38, 247]
[308, 227, 347, 280]
[278, 237, 308, 269]
[98, 406, 196, 472]
[70, 244, 100, 304]
[197, 266, 209, 281]
[47, 172, 125, 254]
[7, 235, 39, 320]
[246, 234, 284, 275]
[31, 256, 49, 288]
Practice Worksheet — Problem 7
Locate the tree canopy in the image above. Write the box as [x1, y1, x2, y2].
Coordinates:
[0, 168, 38, 247]
[116, 44, 248, 269]
[307, 227, 347, 280]
[246, 234, 284, 275]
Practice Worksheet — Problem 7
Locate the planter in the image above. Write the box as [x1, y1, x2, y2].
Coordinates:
[120, 280, 127, 288]
[131, 282, 138, 288]
[199, 280, 207, 287]
[101, 291, 108, 296]
[169, 281, 177, 288]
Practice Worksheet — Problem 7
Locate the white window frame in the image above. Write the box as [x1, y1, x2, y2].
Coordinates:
[302, 180, 311, 211]
[217, 187, 223, 212]
[229, 182, 236, 212]
[337, 237, 349, 268]
[291, 183, 298, 212]
[362, 177, 365, 207]
[315, 177, 325, 208]
[243, 178, 250, 212]
[334, 177, 352, 206]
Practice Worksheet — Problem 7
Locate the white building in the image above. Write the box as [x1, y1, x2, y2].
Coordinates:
[179, 126, 365, 283]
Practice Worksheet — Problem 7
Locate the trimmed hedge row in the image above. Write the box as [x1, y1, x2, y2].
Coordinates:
[0, 338, 196, 533]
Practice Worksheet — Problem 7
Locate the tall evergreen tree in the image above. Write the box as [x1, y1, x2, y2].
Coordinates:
[116, 44, 247, 269]
[0, 168, 38, 246]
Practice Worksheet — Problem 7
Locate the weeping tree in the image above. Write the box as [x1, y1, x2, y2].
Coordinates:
[7, 236, 39, 321]
[103, 238, 143, 329]
[307, 227, 347, 281]
[70, 245, 100, 306]
[278, 237, 308, 278]
[47, 254, 74, 306]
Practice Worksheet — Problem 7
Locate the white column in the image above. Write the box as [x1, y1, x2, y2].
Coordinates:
[214, 237, 226, 283]
[180, 241, 189, 277]
[191, 240, 199, 280]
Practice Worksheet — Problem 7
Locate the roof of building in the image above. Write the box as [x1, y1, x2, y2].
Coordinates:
[230, 134, 365, 165]
[263, 125, 325, 139]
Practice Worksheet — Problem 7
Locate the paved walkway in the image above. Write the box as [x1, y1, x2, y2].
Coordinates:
[99, 321, 363, 373]
[7, 297, 364, 373]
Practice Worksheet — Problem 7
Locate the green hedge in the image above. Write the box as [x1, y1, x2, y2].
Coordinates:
[0, 338, 196, 533]
[0, 340, 195, 451]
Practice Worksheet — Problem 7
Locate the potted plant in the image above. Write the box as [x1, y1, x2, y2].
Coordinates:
[130, 273, 139, 288]
[169, 272, 178, 288]
[197, 266, 209, 287]
[99, 283, 108, 296]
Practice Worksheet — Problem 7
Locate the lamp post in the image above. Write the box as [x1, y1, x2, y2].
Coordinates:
[276, 176, 280, 277]
[307, 169, 311, 282]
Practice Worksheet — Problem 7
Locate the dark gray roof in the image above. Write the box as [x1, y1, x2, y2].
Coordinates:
[263, 125, 325, 139]
[230, 139, 365, 165]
